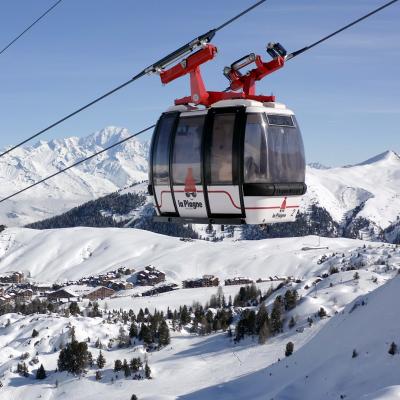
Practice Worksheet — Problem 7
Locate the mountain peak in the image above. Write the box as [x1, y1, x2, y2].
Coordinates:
[86, 126, 131, 147]
[357, 150, 400, 166]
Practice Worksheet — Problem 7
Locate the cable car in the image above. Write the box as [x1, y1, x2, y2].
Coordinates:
[148, 42, 307, 225]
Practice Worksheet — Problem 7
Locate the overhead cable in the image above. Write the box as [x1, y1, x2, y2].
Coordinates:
[0, 0, 63, 56]
[0, 124, 155, 204]
[0, 0, 268, 159]
[286, 0, 399, 59]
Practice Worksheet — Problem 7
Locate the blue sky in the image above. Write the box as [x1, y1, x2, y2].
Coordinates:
[0, 0, 399, 166]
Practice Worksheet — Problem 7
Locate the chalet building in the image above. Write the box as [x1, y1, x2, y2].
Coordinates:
[84, 286, 115, 301]
[13, 289, 33, 302]
[0, 293, 14, 305]
[117, 266, 135, 275]
[0, 272, 24, 284]
[182, 275, 219, 289]
[47, 288, 78, 302]
[137, 266, 166, 286]
[31, 284, 53, 295]
[224, 277, 254, 286]
[142, 283, 178, 297]
[107, 281, 134, 291]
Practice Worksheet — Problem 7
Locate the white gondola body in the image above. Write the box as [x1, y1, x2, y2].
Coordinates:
[149, 99, 306, 225]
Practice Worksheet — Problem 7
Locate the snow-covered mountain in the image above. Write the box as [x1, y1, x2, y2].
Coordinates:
[0, 126, 399, 240]
[304, 150, 400, 233]
[0, 127, 149, 226]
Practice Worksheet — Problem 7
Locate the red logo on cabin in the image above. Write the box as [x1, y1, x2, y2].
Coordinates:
[280, 197, 287, 212]
[184, 167, 197, 198]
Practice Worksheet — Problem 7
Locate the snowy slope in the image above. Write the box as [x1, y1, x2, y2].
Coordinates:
[0, 227, 399, 399]
[183, 275, 400, 400]
[0, 226, 388, 283]
[0, 126, 148, 226]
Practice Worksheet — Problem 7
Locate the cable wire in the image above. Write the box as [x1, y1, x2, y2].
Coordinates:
[0, 71, 146, 159]
[287, 0, 399, 59]
[0, 0, 268, 160]
[215, 0, 267, 31]
[0, 0, 63, 56]
[0, 124, 155, 204]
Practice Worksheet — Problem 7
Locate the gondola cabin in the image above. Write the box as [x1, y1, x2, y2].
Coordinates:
[149, 99, 306, 224]
[148, 42, 307, 224]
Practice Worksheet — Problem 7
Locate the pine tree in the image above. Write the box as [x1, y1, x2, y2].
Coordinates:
[57, 340, 92, 375]
[32, 329, 39, 338]
[95, 370, 102, 381]
[139, 324, 152, 345]
[285, 341, 294, 357]
[144, 362, 151, 379]
[270, 297, 283, 335]
[180, 305, 191, 325]
[318, 307, 327, 318]
[130, 357, 142, 373]
[69, 302, 80, 316]
[17, 362, 29, 377]
[353, 271, 360, 280]
[123, 359, 131, 378]
[36, 364, 47, 379]
[96, 351, 106, 369]
[284, 290, 299, 311]
[117, 326, 129, 348]
[255, 303, 269, 334]
[158, 320, 170, 347]
[129, 322, 138, 338]
[258, 321, 270, 344]
[388, 342, 397, 355]
[114, 359, 123, 372]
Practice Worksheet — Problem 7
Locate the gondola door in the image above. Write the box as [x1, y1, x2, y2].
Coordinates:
[204, 108, 245, 219]
[171, 114, 208, 219]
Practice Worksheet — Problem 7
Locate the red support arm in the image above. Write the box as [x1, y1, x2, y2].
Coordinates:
[230, 55, 285, 94]
[158, 43, 285, 107]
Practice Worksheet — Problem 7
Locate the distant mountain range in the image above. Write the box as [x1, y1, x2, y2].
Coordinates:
[0, 126, 148, 226]
[1, 127, 399, 243]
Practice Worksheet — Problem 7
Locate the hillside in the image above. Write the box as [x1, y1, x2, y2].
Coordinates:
[0, 226, 391, 283]
[0, 227, 399, 399]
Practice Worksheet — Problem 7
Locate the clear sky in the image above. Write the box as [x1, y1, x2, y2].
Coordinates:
[0, 0, 399, 166]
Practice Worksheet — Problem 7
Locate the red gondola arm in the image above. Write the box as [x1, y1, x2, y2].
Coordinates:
[159, 43, 285, 106]
[230, 55, 285, 94]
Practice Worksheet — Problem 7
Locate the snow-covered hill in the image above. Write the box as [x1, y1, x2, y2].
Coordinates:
[0, 126, 149, 226]
[305, 150, 400, 231]
[0, 226, 392, 283]
[0, 227, 399, 399]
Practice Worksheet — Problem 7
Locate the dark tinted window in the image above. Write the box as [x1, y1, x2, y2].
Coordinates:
[244, 113, 267, 183]
[244, 113, 305, 183]
[266, 115, 305, 182]
[267, 114, 294, 127]
[210, 114, 235, 184]
[153, 115, 175, 185]
[172, 116, 204, 184]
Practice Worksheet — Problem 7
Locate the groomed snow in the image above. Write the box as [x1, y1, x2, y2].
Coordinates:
[0, 227, 385, 283]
